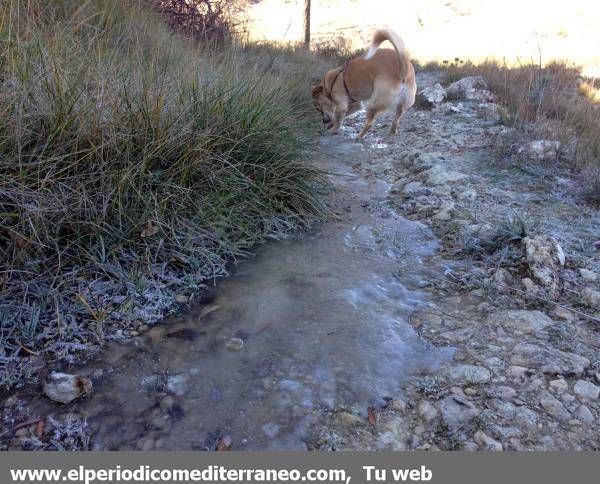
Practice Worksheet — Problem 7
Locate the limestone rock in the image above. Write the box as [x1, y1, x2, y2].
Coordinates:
[446, 364, 491, 385]
[522, 236, 565, 291]
[510, 343, 589, 376]
[437, 395, 480, 429]
[573, 380, 599, 400]
[518, 140, 561, 161]
[488, 309, 554, 335]
[417, 83, 446, 107]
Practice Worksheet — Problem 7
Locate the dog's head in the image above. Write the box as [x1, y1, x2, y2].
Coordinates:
[311, 83, 336, 129]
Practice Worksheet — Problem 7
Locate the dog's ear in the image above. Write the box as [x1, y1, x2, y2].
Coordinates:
[311, 84, 323, 97]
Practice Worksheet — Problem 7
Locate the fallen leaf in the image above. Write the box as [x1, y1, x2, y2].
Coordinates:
[35, 418, 45, 438]
[175, 294, 189, 304]
[140, 221, 159, 238]
[367, 406, 377, 426]
[216, 435, 232, 451]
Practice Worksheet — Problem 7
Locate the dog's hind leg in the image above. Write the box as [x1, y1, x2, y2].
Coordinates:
[389, 104, 405, 135]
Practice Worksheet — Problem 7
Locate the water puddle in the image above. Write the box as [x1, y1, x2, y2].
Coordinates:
[23, 137, 454, 450]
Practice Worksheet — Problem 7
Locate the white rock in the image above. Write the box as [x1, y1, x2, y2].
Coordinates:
[433, 201, 455, 221]
[458, 189, 477, 202]
[514, 406, 539, 431]
[446, 364, 491, 384]
[488, 310, 554, 335]
[539, 391, 571, 422]
[417, 400, 439, 422]
[579, 268, 598, 282]
[43, 372, 92, 404]
[446, 76, 489, 100]
[418, 83, 446, 106]
[573, 380, 599, 400]
[402, 181, 426, 196]
[549, 379, 568, 394]
[574, 405, 595, 424]
[437, 395, 480, 428]
[518, 140, 561, 161]
[166, 374, 188, 396]
[510, 343, 590, 376]
[473, 430, 503, 451]
[581, 288, 600, 308]
[522, 236, 565, 290]
[423, 165, 467, 185]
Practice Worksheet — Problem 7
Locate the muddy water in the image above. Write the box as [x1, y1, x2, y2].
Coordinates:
[51, 137, 454, 450]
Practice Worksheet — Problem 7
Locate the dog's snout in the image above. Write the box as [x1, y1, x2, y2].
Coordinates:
[322, 114, 331, 124]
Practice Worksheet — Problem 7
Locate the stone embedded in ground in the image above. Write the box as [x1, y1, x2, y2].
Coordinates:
[574, 405, 595, 424]
[473, 430, 503, 451]
[488, 309, 554, 335]
[433, 200, 455, 221]
[539, 391, 571, 422]
[417, 400, 439, 422]
[581, 287, 600, 308]
[573, 380, 599, 400]
[417, 83, 447, 107]
[476, 103, 506, 122]
[166, 374, 188, 396]
[514, 406, 539, 431]
[510, 343, 590, 376]
[43, 372, 92, 404]
[225, 337, 244, 351]
[522, 236, 565, 290]
[335, 411, 364, 428]
[401, 181, 426, 196]
[549, 379, 569, 394]
[446, 76, 489, 100]
[446, 364, 491, 384]
[457, 189, 477, 202]
[579, 268, 598, 282]
[518, 140, 561, 161]
[437, 394, 480, 429]
[423, 165, 467, 185]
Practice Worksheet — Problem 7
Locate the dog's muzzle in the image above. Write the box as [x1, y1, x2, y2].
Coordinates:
[322, 114, 333, 128]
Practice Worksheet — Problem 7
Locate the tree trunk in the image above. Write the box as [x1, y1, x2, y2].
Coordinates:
[303, 0, 311, 48]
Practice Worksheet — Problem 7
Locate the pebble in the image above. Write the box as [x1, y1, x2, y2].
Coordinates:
[473, 430, 503, 451]
[446, 364, 491, 384]
[573, 405, 594, 424]
[581, 288, 600, 308]
[549, 379, 568, 394]
[437, 395, 480, 429]
[417, 400, 439, 422]
[160, 396, 176, 413]
[573, 380, 599, 400]
[539, 391, 571, 422]
[579, 268, 598, 282]
[225, 338, 244, 351]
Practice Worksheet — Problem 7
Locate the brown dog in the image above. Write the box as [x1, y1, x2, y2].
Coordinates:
[312, 28, 416, 139]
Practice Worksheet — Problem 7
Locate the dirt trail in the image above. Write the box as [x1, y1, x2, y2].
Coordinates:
[3, 71, 600, 451]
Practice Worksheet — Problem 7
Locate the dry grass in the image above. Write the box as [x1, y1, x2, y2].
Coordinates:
[428, 59, 600, 202]
[0, 0, 331, 387]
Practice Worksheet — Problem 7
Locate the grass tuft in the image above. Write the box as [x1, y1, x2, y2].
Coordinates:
[0, 0, 330, 388]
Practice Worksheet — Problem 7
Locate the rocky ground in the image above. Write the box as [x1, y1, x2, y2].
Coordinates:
[3, 72, 599, 452]
[313, 72, 600, 450]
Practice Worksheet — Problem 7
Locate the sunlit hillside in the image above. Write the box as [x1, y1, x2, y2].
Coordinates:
[245, 0, 600, 76]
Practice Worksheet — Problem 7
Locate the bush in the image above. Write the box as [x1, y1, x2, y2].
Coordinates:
[0, 0, 329, 386]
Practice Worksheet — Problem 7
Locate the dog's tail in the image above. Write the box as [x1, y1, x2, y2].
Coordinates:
[364, 28, 408, 62]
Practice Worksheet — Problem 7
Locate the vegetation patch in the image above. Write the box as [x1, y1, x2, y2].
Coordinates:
[0, 0, 330, 388]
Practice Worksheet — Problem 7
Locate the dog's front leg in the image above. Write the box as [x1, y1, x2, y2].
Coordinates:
[328, 105, 348, 134]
